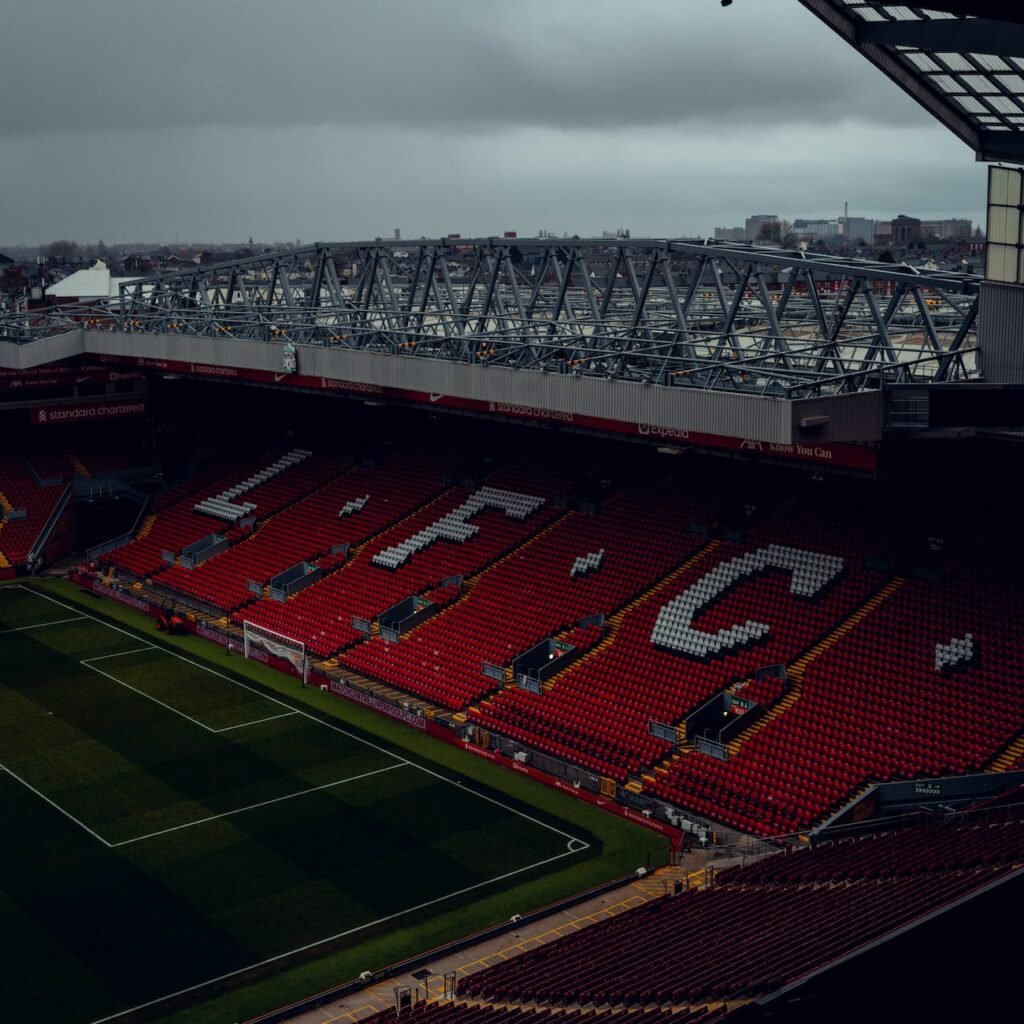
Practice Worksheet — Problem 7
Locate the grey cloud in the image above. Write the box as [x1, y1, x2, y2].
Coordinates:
[0, 0, 928, 138]
[0, 121, 983, 245]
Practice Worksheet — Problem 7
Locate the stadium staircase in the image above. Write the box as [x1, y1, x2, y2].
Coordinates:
[720, 577, 907, 759]
[991, 734, 1024, 773]
[66, 450, 91, 478]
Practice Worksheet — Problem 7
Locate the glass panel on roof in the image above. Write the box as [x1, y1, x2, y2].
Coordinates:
[936, 53, 975, 72]
[929, 74, 961, 92]
[961, 75, 996, 92]
[995, 74, 1024, 91]
[883, 6, 920, 20]
[953, 95, 988, 114]
[988, 96, 1022, 114]
[973, 55, 1011, 73]
[906, 52, 942, 72]
[848, 4, 886, 21]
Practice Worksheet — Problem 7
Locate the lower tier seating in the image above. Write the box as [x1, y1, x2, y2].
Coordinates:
[459, 815, 1020, 1006]
[153, 452, 444, 612]
[0, 455, 68, 567]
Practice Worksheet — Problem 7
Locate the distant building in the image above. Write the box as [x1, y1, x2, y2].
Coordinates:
[840, 217, 876, 243]
[714, 226, 746, 242]
[921, 218, 972, 240]
[44, 260, 137, 304]
[794, 219, 840, 239]
[891, 215, 922, 244]
[745, 214, 778, 240]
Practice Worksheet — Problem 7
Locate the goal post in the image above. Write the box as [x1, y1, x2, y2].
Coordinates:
[242, 620, 309, 685]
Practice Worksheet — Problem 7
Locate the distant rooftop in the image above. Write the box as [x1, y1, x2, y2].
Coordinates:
[45, 260, 137, 300]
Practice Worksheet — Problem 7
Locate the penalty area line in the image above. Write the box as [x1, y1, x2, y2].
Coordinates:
[0, 615, 87, 634]
[20, 586, 590, 852]
[109, 762, 409, 848]
[0, 762, 113, 848]
[86, 842, 587, 1024]
[213, 710, 299, 733]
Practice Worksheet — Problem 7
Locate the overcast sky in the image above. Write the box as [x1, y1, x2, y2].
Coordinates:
[0, 0, 985, 246]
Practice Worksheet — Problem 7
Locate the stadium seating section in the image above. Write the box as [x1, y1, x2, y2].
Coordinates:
[0, 454, 69, 569]
[98, 449, 1024, 836]
[458, 812, 1023, 1007]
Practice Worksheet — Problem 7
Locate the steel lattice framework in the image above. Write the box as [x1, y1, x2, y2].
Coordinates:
[1, 239, 980, 399]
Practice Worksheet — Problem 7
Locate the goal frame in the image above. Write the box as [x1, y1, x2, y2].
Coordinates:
[241, 619, 310, 685]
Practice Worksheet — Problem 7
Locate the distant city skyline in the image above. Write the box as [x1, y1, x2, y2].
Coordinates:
[0, 2, 986, 246]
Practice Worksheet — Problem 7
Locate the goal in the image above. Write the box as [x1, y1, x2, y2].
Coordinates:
[242, 620, 309, 684]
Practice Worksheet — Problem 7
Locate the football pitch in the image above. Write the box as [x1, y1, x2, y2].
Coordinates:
[0, 585, 592, 1024]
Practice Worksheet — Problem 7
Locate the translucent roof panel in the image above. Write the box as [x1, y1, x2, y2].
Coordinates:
[798, 2, 1024, 163]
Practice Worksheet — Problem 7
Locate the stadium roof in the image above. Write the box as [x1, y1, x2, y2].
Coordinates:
[45, 260, 137, 300]
[797, 2, 1024, 164]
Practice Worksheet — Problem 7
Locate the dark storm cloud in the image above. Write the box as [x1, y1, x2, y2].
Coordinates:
[0, 1, 984, 244]
[0, 0, 924, 137]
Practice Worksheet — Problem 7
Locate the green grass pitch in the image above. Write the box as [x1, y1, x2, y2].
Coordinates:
[0, 584, 598, 1024]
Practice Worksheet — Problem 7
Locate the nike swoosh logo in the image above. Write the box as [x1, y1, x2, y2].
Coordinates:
[429, 393, 444, 402]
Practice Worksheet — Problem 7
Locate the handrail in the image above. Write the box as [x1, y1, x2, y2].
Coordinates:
[28, 481, 73, 568]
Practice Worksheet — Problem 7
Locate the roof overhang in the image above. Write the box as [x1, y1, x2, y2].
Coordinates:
[797, 1, 1024, 164]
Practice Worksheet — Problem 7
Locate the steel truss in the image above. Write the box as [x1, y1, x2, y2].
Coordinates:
[2, 239, 979, 399]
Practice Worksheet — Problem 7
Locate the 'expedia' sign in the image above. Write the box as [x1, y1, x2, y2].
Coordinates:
[31, 400, 148, 426]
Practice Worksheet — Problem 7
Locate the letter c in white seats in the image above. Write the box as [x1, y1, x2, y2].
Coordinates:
[650, 544, 844, 658]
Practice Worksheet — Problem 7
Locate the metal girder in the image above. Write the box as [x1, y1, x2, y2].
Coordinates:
[0, 238, 980, 399]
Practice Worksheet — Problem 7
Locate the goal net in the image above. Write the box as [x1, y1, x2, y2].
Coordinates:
[242, 620, 309, 684]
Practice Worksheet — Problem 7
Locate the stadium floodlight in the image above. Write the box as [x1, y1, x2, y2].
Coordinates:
[242, 619, 309, 685]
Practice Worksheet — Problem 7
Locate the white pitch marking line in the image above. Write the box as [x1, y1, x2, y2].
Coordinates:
[82, 646, 156, 662]
[0, 763, 113, 848]
[0, 615, 87, 634]
[80, 660, 217, 734]
[17, 585, 586, 845]
[7, 587, 594, 1024]
[213, 710, 298, 733]
[86, 844, 584, 1024]
[110, 762, 408, 848]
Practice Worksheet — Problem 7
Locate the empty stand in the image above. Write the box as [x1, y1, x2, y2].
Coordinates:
[240, 457, 566, 658]
[648, 540, 1024, 835]
[156, 452, 446, 613]
[471, 487, 892, 783]
[459, 815, 1022, 1007]
[0, 454, 69, 568]
[343, 478, 714, 710]
[106, 450, 338, 579]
